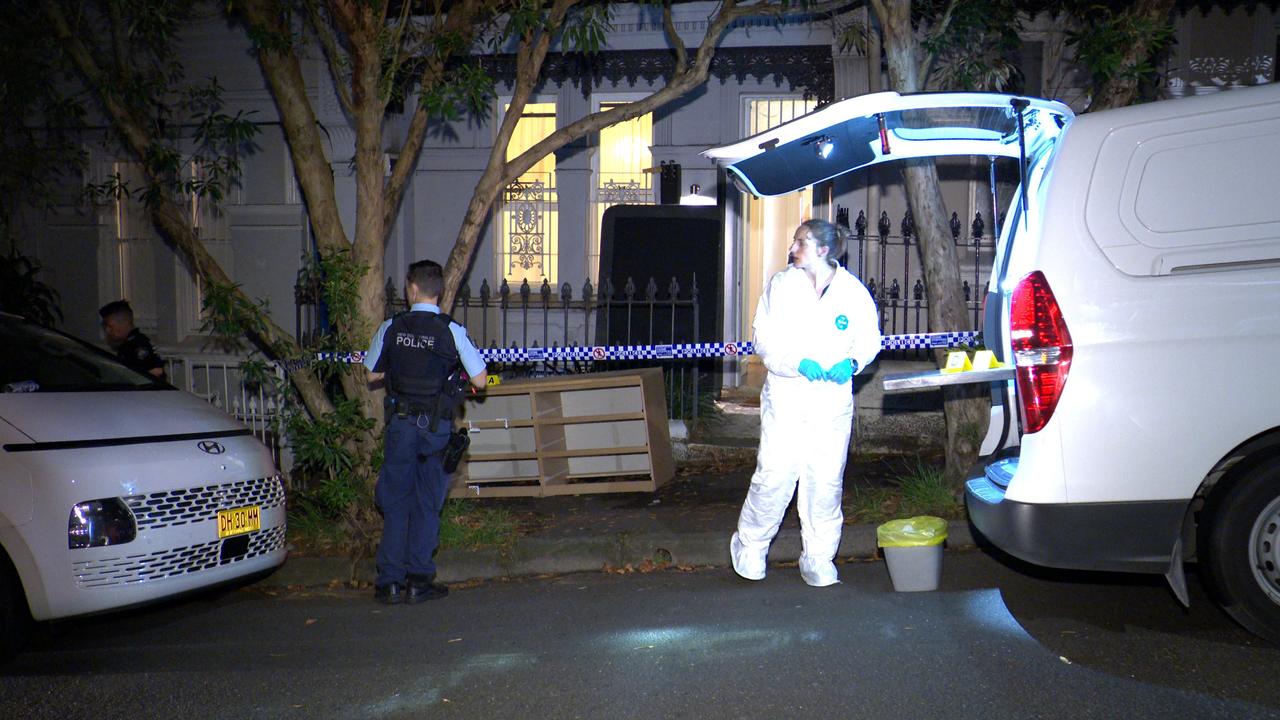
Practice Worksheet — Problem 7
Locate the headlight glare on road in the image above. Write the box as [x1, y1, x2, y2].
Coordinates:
[68, 498, 137, 549]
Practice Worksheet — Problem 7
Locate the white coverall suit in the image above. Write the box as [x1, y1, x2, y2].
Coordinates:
[731, 264, 881, 586]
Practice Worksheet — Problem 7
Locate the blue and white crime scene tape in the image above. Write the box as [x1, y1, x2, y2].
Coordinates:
[296, 331, 980, 370]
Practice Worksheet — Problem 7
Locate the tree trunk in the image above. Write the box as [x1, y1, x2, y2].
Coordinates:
[874, 0, 988, 488]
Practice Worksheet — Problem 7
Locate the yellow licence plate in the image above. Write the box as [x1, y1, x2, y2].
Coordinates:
[217, 506, 261, 539]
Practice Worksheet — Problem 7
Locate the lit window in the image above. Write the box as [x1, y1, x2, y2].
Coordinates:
[500, 102, 559, 287]
[589, 103, 653, 279]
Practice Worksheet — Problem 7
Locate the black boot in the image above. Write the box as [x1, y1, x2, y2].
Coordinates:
[406, 573, 449, 603]
[373, 582, 404, 605]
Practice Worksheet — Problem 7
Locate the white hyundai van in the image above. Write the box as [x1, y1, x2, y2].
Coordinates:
[706, 84, 1280, 642]
[0, 313, 287, 657]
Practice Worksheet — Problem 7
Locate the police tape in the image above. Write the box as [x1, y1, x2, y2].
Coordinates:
[282, 331, 980, 371]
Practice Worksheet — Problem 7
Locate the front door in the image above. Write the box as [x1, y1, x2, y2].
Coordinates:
[739, 97, 815, 390]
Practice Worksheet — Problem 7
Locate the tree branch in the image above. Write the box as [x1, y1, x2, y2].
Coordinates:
[306, 2, 356, 117]
[384, 0, 416, 83]
[234, 0, 350, 259]
[917, 0, 961, 88]
[382, 0, 490, 235]
[44, 2, 152, 159]
[662, 2, 687, 70]
[108, 1, 130, 81]
[500, 0, 757, 187]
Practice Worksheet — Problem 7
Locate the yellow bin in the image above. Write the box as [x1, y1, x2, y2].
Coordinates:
[876, 516, 948, 592]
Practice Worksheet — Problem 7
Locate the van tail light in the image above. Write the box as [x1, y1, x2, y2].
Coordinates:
[1009, 271, 1072, 434]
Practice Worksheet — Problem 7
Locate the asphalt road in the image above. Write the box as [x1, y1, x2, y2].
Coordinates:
[2, 549, 1278, 719]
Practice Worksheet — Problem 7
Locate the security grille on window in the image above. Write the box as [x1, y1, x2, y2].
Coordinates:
[500, 103, 559, 286]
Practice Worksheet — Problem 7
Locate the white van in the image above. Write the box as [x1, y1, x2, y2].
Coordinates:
[706, 84, 1280, 642]
[0, 314, 287, 657]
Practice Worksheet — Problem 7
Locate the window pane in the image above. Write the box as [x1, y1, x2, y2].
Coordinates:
[589, 105, 653, 280]
[501, 103, 558, 286]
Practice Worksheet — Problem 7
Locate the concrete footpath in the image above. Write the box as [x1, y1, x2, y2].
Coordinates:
[256, 447, 973, 589]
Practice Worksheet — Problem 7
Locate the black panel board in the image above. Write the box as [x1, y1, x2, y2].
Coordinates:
[598, 205, 723, 347]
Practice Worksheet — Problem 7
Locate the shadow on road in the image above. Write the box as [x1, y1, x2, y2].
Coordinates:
[944, 537, 1280, 709]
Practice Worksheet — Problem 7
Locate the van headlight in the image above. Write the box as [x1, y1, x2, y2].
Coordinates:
[68, 498, 137, 549]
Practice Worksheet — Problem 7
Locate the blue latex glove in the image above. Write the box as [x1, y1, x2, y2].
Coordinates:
[826, 359, 857, 384]
[798, 359, 825, 382]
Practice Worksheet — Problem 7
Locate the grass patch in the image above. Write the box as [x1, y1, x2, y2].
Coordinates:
[286, 497, 353, 556]
[439, 500, 519, 551]
[844, 460, 962, 525]
[287, 497, 519, 555]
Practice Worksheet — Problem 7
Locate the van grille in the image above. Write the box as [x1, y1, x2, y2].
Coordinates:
[71, 525, 286, 589]
[124, 476, 285, 530]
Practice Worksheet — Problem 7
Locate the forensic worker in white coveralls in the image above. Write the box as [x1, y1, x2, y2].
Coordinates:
[731, 219, 882, 587]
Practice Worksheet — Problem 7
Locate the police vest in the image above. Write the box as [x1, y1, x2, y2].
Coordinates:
[376, 311, 460, 404]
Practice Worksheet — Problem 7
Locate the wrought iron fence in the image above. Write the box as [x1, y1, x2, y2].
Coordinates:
[381, 274, 707, 420]
[296, 206, 1002, 417]
[837, 206, 997, 359]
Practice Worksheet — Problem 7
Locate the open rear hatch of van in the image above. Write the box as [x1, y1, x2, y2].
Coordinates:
[704, 91, 1073, 485]
[704, 91, 1071, 197]
[704, 91, 1071, 380]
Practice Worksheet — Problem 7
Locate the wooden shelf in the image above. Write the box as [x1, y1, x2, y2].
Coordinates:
[536, 412, 645, 426]
[466, 451, 538, 461]
[465, 418, 536, 429]
[449, 368, 675, 498]
[540, 445, 651, 459]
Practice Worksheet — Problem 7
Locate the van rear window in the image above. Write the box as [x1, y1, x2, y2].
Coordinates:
[0, 316, 161, 392]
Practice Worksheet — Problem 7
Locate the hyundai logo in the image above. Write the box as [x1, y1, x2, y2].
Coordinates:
[197, 440, 226, 455]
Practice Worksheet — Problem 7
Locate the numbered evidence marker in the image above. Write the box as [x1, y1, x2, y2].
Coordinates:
[941, 350, 973, 374]
[486, 374, 502, 386]
[971, 349, 1003, 370]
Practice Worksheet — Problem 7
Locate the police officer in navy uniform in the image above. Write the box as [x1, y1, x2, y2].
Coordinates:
[364, 260, 487, 605]
[98, 300, 166, 380]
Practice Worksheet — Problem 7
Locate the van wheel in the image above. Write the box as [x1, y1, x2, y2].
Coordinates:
[1203, 461, 1280, 645]
[0, 556, 31, 663]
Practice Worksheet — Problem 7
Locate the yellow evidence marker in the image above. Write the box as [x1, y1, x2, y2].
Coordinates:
[941, 351, 973, 374]
[970, 349, 1004, 370]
